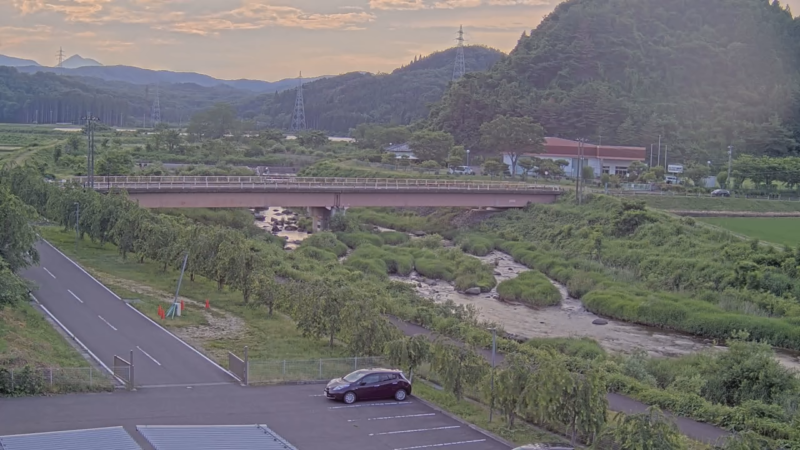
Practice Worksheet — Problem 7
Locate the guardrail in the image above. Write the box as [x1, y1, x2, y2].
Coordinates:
[69, 176, 564, 192]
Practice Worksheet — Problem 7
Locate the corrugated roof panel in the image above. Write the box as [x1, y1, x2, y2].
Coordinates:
[136, 424, 297, 450]
[0, 426, 141, 450]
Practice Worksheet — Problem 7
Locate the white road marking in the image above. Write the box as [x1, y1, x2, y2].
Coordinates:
[329, 401, 412, 410]
[394, 439, 486, 450]
[43, 267, 56, 278]
[348, 413, 436, 422]
[67, 289, 84, 303]
[33, 296, 125, 386]
[370, 425, 460, 436]
[98, 315, 117, 331]
[137, 346, 162, 366]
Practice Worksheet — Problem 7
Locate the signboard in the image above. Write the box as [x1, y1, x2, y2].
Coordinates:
[667, 164, 684, 174]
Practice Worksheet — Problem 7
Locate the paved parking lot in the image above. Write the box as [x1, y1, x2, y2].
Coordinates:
[292, 385, 511, 450]
[0, 383, 511, 450]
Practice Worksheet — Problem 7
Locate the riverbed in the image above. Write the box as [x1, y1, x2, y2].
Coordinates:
[252, 207, 310, 249]
[392, 250, 800, 370]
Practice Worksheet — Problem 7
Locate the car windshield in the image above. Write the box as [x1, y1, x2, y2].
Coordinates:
[343, 370, 366, 382]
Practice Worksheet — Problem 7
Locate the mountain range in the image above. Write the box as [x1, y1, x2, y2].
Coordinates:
[0, 53, 325, 93]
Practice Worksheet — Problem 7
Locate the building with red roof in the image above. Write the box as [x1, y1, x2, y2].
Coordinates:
[503, 137, 646, 178]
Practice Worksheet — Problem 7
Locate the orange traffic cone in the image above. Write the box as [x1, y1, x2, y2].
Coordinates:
[180, 300, 184, 311]
[205, 299, 210, 309]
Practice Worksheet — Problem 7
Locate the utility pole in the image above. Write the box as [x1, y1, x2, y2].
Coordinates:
[488, 327, 496, 423]
[74, 202, 80, 253]
[575, 138, 586, 205]
[291, 72, 307, 132]
[657, 134, 661, 167]
[82, 113, 100, 188]
[727, 145, 733, 186]
[649, 144, 653, 167]
[453, 25, 466, 81]
[664, 145, 668, 171]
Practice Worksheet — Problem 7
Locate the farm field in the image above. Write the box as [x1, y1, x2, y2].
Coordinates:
[699, 217, 800, 247]
[628, 195, 800, 213]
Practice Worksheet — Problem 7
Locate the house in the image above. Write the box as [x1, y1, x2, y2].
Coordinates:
[384, 143, 418, 160]
[503, 137, 646, 177]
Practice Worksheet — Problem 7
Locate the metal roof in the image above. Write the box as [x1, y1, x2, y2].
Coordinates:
[136, 425, 298, 450]
[0, 426, 140, 450]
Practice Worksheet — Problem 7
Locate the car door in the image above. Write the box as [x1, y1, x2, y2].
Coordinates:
[354, 374, 381, 400]
[375, 373, 396, 399]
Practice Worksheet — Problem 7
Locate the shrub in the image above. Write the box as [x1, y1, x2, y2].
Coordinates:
[456, 234, 498, 256]
[379, 231, 410, 245]
[300, 232, 348, 257]
[337, 232, 385, 249]
[295, 246, 339, 262]
[496, 270, 561, 307]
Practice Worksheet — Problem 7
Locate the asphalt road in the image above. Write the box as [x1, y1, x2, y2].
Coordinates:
[388, 317, 730, 445]
[0, 384, 511, 450]
[20, 240, 236, 388]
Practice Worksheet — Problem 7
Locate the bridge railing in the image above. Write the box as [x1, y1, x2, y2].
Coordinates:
[69, 176, 564, 192]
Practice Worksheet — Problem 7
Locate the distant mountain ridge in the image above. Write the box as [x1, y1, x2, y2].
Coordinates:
[0, 55, 40, 67]
[0, 54, 328, 93]
[62, 54, 102, 69]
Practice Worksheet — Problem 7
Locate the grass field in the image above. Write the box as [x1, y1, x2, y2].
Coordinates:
[39, 227, 349, 364]
[631, 195, 800, 212]
[698, 217, 800, 247]
[0, 302, 89, 370]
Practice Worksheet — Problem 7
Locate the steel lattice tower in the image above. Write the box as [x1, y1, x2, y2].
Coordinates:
[453, 25, 466, 81]
[151, 83, 161, 127]
[291, 72, 307, 132]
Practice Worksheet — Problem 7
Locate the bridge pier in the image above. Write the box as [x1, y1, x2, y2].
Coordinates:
[308, 207, 347, 232]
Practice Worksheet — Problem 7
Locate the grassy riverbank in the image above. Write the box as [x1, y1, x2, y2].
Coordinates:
[630, 195, 800, 212]
[698, 217, 800, 247]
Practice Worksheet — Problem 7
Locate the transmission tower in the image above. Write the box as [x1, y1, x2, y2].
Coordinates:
[291, 72, 307, 132]
[56, 47, 65, 74]
[453, 25, 466, 81]
[151, 83, 161, 127]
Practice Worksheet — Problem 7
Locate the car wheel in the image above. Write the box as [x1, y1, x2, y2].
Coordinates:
[394, 389, 407, 401]
[343, 391, 357, 404]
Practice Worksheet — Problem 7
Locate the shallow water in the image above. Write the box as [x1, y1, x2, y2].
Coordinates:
[392, 250, 800, 371]
[252, 207, 310, 250]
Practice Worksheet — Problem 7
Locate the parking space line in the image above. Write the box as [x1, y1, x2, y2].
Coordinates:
[370, 425, 460, 436]
[348, 413, 436, 422]
[394, 439, 487, 450]
[137, 346, 162, 366]
[43, 267, 56, 278]
[67, 289, 84, 304]
[329, 401, 412, 410]
[98, 315, 117, 331]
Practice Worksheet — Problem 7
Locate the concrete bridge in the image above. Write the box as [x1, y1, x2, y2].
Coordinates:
[73, 176, 564, 230]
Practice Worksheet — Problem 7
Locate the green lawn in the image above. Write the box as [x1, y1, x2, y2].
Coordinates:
[635, 195, 800, 212]
[699, 217, 800, 247]
[39, 227, 349, 365]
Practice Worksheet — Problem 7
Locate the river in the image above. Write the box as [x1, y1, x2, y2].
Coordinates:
[391, 248, 800, 371]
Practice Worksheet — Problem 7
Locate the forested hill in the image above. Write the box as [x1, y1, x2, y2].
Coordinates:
[430, 0, 800, 162]
[237, 46, 505, 134]
[0, 67, 253, 126]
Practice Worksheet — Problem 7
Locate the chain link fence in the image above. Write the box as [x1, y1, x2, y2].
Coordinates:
[247, 357, 386, 385]
[0, 366, 115, 396]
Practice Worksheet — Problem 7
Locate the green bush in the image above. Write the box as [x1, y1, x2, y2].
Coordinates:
[295, 246, 339, 262]
[300, 232, 348, 257]
[344, 244, 415, 276]
[523, 337, 606, 360]
[337, 232, 384, 249]
[496, 270, 561, 307]
[379, 230, 410, 245]
[415, 257, 455, 280]
[456, 234, 498, 256]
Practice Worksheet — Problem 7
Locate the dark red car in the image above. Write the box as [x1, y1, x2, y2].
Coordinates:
[324, 368, 412, 404]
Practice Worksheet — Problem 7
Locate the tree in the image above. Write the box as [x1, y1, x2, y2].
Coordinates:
[430, 340, 487, 400]
[599, 407, 685, 450]
[627, 161, 648, 181]
[384, 335, 430, 382]
[66, 134, 83, 154]
[479, 115, 545, 176]
[534, 358, 607, 446]
[447, 145, 466, 168]
[297, 130, 328, 148]
[344, 297, 398, 356]
[0, 186, 39, 272]
[162, 128, 183, 153]
[0, 258, 30, 308]
[253, 269, 281, 315]
[187, 103, 239, 140]
[518, 158, 536, 180]
[216, 234, 272, 305]
[96, 150, 133, 176]
[482, 159, 506, 178]
[684, 163, 710, 187]
[484, 353, 532, 427]
[295, 277, 352, 347]
[409, 130, 454, 164]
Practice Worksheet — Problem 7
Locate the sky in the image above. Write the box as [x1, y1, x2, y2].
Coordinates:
[1, 0, 799, 82]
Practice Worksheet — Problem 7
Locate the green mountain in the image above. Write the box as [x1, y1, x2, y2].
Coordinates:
[0, 67, 253, 126]
[238, 46, 505, 134]
[430, 0, 800, 162]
